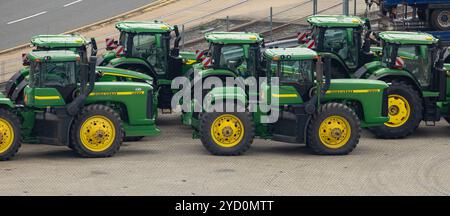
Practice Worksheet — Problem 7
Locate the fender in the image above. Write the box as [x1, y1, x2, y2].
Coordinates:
[203, 86, 247, 111]
[109, 57, 157, 78]
[98, 51, 116, 66]
[0, 96, 15, 109]
[190, 69, 239, 91]
[368, 67, 422, 94]
[4, 68, 29, 97]
[322, 79, 390, 127]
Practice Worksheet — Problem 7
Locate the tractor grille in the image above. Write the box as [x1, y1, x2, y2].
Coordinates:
[147, 90, 154, 119]
[381, 88, 388, 117]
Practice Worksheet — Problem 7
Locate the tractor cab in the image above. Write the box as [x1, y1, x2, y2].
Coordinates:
[378, 31, 447, 100]
[25, 50, 93, 107]
[305, 15, 377, 75]
[262, 48, 320, 102]
[202, 32, 263, 78]
[102, 20, 182, 80]
[99, 20, 186, 110]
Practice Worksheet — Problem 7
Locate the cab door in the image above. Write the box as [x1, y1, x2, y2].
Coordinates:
[26, 61, 77, 108]
[269, 59, 315, 143]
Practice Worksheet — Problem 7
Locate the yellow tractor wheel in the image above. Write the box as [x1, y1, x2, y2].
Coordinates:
[199, 102, 255, 156]
[70, 104, 123, 157]
[0, 109, 21, 161]
[307, 103, 360, 155]
[368, 80, 423, 139]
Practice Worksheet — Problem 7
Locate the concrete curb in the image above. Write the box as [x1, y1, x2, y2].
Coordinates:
[0, 0, 177, 55]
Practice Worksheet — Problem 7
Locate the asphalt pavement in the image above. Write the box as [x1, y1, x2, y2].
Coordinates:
[0, 113, 449, 195]
[0, 0, 154, 51]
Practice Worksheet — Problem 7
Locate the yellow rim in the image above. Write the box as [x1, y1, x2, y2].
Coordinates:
[210, 114, 245, 148]
[79, 115, 116, 152]
[319, 115, 352, 149]
[0, 118, 15, 154]
[385, 94, 411, 128]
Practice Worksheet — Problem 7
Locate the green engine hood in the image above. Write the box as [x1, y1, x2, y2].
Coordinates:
[96, 66, 153, 82]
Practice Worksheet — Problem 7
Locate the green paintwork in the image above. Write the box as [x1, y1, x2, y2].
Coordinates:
[263, 48, 318, 61]
[109, 57, 151, 68]
[27, 50, 80, 62]
[25, 87, 66, 107]
[323, 79, 389, 126]
[307, 15, 365, 27]
[379, 31, 438, 45]
[115, 20, 173, 33]
[102, 51, 117, 64]
[31, 34, 87, 49]
[96, 66, 153, 82]
[198, 68, 237, 79]
[185, 47, 388, 142]
[0, 93, 14, 108]
[204, 32, 263, 45]
[0, 49, 161, 147]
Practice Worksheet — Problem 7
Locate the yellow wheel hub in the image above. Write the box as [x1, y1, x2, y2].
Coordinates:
[319, 115, 351, 149]
[0, 118, 14, 154]
[80, 115, 116, 152]
[385, 94, 410, 128]
[211, 114, 244, 148]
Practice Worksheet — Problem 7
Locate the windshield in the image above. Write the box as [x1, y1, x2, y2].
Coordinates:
[269, 59, 314, 83]
[322, 27, 359, 67]
[30, 61, 78, 87]
[123, 32, 168, 75]
[213, 44, 250, 77]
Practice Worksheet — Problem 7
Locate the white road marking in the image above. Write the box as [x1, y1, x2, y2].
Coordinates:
[63, 0, 83, 7]
[6, 11, 48, 25]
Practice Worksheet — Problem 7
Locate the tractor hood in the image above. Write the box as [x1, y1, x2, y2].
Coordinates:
[328, 79, 388, 91]
[96, 66, 153, 82]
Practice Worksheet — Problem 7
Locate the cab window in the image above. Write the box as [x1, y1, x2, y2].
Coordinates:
[277, 60, 313, 83]
[218, 45, 248, 76]
[31, 61, 78, 87]
[383, 44, 432, 87]
[132, 34, 157, 58]
[322, 28, 358, 67]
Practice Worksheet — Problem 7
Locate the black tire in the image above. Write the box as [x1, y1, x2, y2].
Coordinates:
[369, 80, 422, 139]
[124, 136, 144, 142]
[431, 9, 450, 31]
[0, 109, 21, 161]
[199, 102, 254, 156]
[307, 103, 361, 155]
[70, 104, 123, 157]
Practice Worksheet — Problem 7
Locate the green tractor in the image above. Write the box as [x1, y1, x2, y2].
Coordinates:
[185, 47, 389, 155]
[98, 20, 197, 111]
[180, 31, 265, 125]
[4, 34, 154, 105]
[302, 15, 450, 138]
[356, 31, 450, 138]
[0, 50, 160, 161]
